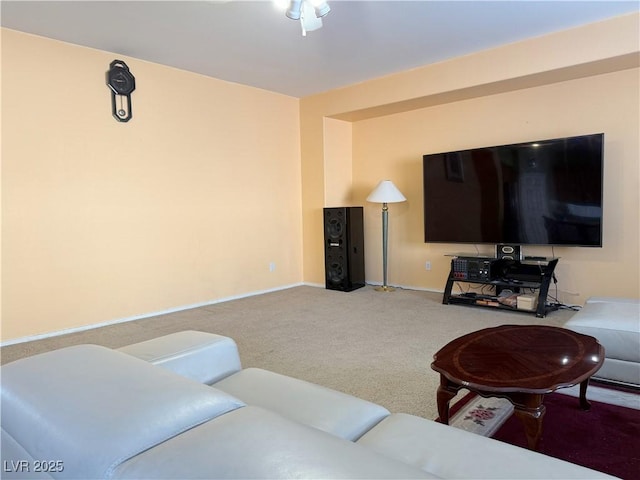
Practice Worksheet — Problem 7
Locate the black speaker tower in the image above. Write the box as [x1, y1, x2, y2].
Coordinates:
[323, 207, 365, 292]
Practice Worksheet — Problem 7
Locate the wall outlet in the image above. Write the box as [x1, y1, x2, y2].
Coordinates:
[425, 260, 431, 271]
[269, 262, 276, 272]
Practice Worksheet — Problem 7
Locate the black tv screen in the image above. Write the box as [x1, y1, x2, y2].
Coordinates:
[423, 133, 604, 246]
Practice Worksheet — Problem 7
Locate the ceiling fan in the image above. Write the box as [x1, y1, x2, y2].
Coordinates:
[275, 0, 331, 36]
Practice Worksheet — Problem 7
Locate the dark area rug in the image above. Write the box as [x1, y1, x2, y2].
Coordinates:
[444, 386, 640, 479]
[489, 393, 640, 479]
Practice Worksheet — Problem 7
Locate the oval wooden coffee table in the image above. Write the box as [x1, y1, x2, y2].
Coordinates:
[431, 324, 604, 451]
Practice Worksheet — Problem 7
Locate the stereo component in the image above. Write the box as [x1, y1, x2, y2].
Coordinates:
[496, 244, 522, 260]
[451, 257, 494, 282]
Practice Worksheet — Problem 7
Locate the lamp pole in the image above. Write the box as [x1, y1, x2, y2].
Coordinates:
[377, 202, 393, 292]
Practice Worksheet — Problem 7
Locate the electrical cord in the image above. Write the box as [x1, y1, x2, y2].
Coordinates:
[545, 274, 582, 311]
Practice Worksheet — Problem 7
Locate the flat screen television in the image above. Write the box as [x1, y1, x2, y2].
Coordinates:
[422, 133, 604, 247]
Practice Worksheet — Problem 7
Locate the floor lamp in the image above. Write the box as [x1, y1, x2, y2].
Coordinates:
[367, 180, 406, 292]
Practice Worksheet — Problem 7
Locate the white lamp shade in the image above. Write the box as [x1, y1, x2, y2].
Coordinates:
[366, 180, 406, 204]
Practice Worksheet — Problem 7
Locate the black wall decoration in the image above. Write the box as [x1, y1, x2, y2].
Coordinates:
[106, 60, 136, 122]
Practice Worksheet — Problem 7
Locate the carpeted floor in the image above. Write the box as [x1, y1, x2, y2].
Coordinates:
[0, 285, 577, 420]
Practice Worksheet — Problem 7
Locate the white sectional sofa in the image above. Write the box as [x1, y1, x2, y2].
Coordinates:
[1, 330, 617, 479]
[564, 296, 640, 387]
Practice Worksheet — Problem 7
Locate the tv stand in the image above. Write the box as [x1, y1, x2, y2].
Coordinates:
[442, 255, 559, 318]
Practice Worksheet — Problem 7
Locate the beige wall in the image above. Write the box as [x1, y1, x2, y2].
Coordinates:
[2, 13, 639, 342]
[301, 13, 640, 303]
[352, 69, 639, 303]
[323, 118, 353, 208]
[1, 29, 303, 342]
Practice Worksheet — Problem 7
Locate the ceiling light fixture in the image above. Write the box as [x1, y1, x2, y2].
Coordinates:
[279, 0, 330, 36]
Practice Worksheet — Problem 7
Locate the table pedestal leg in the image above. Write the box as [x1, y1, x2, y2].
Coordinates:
[510, 393, 546, 451]
[436, 376, 460, 425]
[513, 406, 546, 450]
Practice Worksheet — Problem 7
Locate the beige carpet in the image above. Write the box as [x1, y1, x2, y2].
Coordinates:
[0, 285, 576, 420]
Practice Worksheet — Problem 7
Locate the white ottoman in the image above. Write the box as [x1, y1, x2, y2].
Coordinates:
[564, 297, 640, 387]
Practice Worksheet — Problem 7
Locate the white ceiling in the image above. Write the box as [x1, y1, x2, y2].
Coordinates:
[2, 1, 638, 98]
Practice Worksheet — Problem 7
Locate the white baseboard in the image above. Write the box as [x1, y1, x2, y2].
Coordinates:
[1, 283, 306, 347]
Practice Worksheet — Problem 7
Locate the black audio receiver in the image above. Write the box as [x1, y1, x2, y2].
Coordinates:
[450, 257, 498, 281]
